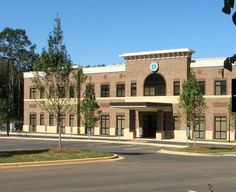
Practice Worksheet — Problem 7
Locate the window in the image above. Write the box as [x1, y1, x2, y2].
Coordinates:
[29, 114, 36, 132]
[49, 114, 54, 126]
[198, 81, 205, 95]
[117, 84, 125, 97]
[215, 81, 226, 95]
[70, 86, 75, 98]
[214, 116, 226, 139]
[116, 115, 125, 136]
[145, 87, 155, 96]
[69, 115, 74, 127]
[60, 115, 66, 127]
[30, 88, 37, 99]
[173, 81, 180, 96]
[173, 116, 180, 130]
[40, 114, 45, 126]
[101, 85, 109, 97]
[59, 86, 65, 98]
[40, 87, 45, 99]
[131, 83, 137, 96]
[194, 117, 205, 139]
[144, 74, 166, 96]
[101, 115, 110, 135]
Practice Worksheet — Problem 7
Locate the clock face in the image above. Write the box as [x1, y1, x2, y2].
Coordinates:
[150, 62, 159, 72]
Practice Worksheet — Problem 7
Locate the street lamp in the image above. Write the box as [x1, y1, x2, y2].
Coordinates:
[0, 56, 15, 136]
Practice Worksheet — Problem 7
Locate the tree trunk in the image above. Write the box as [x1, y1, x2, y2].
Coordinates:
[193, 123, 196, 148]
[234, 117, 236, 140]
[57, 114, 62, 149]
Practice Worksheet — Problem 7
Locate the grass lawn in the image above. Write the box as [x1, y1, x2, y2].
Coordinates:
[168, 146, 236, 154]
[0, 148, 113, 164]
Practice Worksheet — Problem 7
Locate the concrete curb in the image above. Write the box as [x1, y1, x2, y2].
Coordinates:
[158, 149, 236, 157]
[0, 154, 123, 169]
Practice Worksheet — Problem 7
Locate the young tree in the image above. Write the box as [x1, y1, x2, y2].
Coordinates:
[33, 15, 85, 149]
[179, 72, 207, 143]
[80, 83, 101, 136]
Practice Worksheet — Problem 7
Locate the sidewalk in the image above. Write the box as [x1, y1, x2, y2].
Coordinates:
[1, 131, 236, 148]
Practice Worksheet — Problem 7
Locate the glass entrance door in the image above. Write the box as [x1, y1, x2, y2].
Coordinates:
[143, 114, 157, 138]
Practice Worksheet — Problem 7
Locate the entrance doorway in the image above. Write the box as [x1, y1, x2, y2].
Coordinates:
[143, 114, 157, 138]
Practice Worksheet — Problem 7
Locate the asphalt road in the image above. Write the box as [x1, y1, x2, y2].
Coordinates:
[0, 138, 236, 192]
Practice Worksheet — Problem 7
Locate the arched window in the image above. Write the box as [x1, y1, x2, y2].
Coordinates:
[144, 74, 166, 96]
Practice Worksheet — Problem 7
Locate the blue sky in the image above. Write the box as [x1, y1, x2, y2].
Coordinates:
[1, 0, 236, 66]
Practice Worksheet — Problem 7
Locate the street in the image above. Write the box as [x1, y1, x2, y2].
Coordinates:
[0, 138, 236, 192]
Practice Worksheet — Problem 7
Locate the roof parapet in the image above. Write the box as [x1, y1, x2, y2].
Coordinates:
[119, 48, 195, 61]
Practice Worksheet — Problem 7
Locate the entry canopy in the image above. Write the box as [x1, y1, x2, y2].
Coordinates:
[110, 102, 172, 112]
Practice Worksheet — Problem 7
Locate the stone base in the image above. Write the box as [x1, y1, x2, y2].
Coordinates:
[94, 127, 100, 135]
[227, 131, 235, 141]
[110, 127, 116, 136]
[156, 131, 164, 140]
[135, 128, 143, 138]
[80, 127, 85, 135]
[46, 126, 57, 133]
[65, 127, 78, 134]
[23, 125, 29, 132]
[36, 125, 46, 133]
[124, 129, 134, 139]
[205, 131, 213, 140]
[174, 130, 188, 141]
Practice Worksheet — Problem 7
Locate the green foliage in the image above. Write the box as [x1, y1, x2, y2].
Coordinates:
[32, 15, 85, 148]
[33, 15, 74, 113]
[80, 83, 101, 132]
[222, 0, 236, 25]
[179, 72, 207, 130]
[228, 98, 236, 129]
[0, 27, 37, 122]
[34, 16, 72, 76]
[222, 1, 236, 74]
[0, 99, 7, 125]
[0, 27, 38, 71]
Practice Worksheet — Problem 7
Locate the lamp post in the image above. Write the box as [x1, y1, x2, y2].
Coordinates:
[0, 56, 15, 136]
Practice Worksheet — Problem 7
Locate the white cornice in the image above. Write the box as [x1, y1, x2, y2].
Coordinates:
[23, 72, 45, 78]
[83, 64, 125, 74]
[191, 57, 225, 68]
[119, 48, 195, 58]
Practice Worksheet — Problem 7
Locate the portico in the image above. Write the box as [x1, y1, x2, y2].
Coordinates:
[110, 102, 173, 139]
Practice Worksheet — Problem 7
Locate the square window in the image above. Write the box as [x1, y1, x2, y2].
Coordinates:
[30, 88, 37, 99]
[173, 81, 180, 96]
[101, 85, 109, 97]
[131, 83, 137, 96]
[215, 81, 226, 95]
[117, 84, 125, 97]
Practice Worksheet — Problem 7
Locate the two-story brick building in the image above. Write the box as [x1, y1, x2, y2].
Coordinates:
[23, 48, 236, 141]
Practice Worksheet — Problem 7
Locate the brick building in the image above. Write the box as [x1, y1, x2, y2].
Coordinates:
[23, 48, 236, 141]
